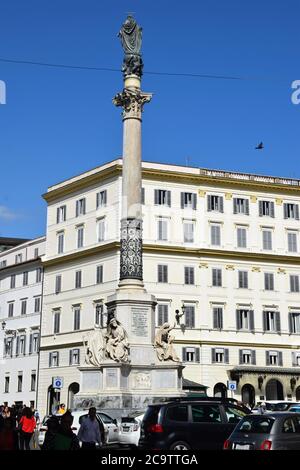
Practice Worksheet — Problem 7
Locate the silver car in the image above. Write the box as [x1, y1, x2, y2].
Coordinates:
[224, 412, 300, 450]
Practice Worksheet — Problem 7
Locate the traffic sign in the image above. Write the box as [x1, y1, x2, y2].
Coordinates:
[52, 377, 63, 389]
[227, 381, 237, 391]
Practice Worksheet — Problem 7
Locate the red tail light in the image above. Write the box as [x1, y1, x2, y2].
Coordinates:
[147, 424, 163, 433]
[223, 439, 230, 450]
[260, 439, 272, 450]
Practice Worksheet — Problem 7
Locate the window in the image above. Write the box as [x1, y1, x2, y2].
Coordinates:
[75, 270, 82, 289]
[97, 218, 105, 242]
[263, 311, 280, 333]
[17, 374, 23, 392]
[56, 205, 66, 223]
[236, 309, 254, 331]
[233, 198, 249, 215]
[212, 348, 229, 363]
[212, 268, 222, 287]
[211, 224, 221, 246]
[259, 200, 275, 217]
[4, 338, 13, 357]
[224, 406, 247, 424]
[284, 203, 299, 220]
[157, 218, 168, 241]
[166, 405, 188, 422]
[157, 265, 168, 283]
[95, 303, 104, 327]
[290, 275, 300, 293]
[184, 266, 195, 285]
[237, 227, 247, 248]
[262, 230, 272, 250]
[213, 307, 223, 329]
[31, 372, 36, 391]
[55, 275, 62, 294]
[73, 307, 81, 331]
[76, 198, 86, 217]
[290, 312, 300, 334]
[8, 302, 14, 318]
[239, 349, 256, 365]
[29, 333, 39, 354]
[69, 349, 80, 365]
[10, 274, 16, 289]
[266, 351, 282, 366]
[238, 271, 248, 289]
[18, 335, 26, 355]
[53, 310, 60, 334]
[23, 271, 28, 286]
[57, 232, 64, 254]
[49, 352, 59, 367]
[21, 299, 27, 315]
[96, 265, 103, 284]
[36, 267, 42, 283]
[207, 195, 223, 212]
[96, 190, 107, 208]
[77, 226, 84, 248]
[154, 189, 171, 206]
[182, 347, 200, 362]
[184, 305, 195, 328]
[181, 192, 197, 209]
[34, 248, 39, 258]
[191, 405, 222, 423]
[264, 273, 274, 291]
[288, 232, 298, 253]
[0, 260, 7, 268]
[4, 376, 9, 393]
[34, 297, 41, 313]
[157, 304, 168, 326]
[292, 352, 300, 366]
[183, 221, 194, 243]
[15, 254, 22, 264]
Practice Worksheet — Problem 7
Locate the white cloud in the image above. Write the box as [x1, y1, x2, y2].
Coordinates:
[0, 205, 18, 220]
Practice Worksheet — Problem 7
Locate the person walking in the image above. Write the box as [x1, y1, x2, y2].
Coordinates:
[19, 407, 36, 450]
[42, 411, 80, 450]
[77, 407, 102, 450]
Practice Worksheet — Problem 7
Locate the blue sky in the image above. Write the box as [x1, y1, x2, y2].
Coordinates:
[0, 0, 299, 239]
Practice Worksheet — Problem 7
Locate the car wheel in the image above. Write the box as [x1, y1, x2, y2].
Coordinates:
[170, 441, 191, 451]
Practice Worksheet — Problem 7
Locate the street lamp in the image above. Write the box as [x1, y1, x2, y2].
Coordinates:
[175, 305, 186, 325]
[1, 321, 6, 330]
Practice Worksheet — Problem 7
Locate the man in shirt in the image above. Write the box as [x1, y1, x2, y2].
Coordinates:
[77, 407, 102, 450]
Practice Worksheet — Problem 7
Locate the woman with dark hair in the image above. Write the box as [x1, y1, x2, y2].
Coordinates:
[19, 407, 36, 450]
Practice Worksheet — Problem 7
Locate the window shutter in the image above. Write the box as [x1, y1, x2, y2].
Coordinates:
[218, 269, 222, 286]
[167, 191, 171, 207]
[83, 198, 86, 214]
[283, 203, 288, 219]
[76, 200, 79, 217]
[211, 348, 216, 363]
[154, 190, 159, 205]
[141, 188, 145, 205]
[191, 268, 194, 285]
[249, 310, 255, 332]
[163, 265, 168, 283]
[29, 334, 33, 354]
[192, 193, 197, 210]
[292, 352, 297, 366]
[245, 199, 249, 215]
[103, 190, 107, 205]
[96, 192, 100, 208]
[270, 202, 275, 218]
[3, 339, 6, 357]
[158, 305, 163, 326]
[276, 312, 281, 333]
[180, 193, 185, 209]
[266, 351, 270, 365]
[69, 350, 73, 365]
[224, 349, 229, 363]
[219, 197, 224, 213]
[207, 195, 211, 211]
[57, 352, 59, 366]
[182, 347, 187, 362]
[213, 308, 219, 329]
[296, 205, 300, 220]
[49, 353, 52, 367]
[236, 310, 241, 330]
[16, 336, 20, 356]
[278, 351, 283, 366]
[56, 208, 59, 223]
[219, 309, 223, 329]
[263, 311, 267, 332]
[195, 348, 200, 362]
[239, 349, 243, 364]
[259, 201, 263, 216]
[251, 350, 256, 365]
[158, 265, 162, 282]
[233, 198, 238, 214]
[289, 313, 294, 334]
[23, 336, 26, 355]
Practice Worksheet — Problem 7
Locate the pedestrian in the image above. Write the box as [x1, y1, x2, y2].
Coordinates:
[0, 416, 14, 450]
[19, 407, 36, 450]
[41, 416, 60, 450]
[258, 402, 266, 414]
[2, 405, 11, 419]
[57, 403, 66, 415]
[77, 407, 103, 450]
[43, 411, 80, 450]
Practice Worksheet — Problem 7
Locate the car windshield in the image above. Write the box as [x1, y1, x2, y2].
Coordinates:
[273, 403, 291, 411]
[236, 417, 275, 434]
[121, 417, 136, 423]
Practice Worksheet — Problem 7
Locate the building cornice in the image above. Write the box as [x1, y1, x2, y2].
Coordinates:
[42, 242, 118, 267]
[0, 257, 42, 273]
[174, 339, 300, 348]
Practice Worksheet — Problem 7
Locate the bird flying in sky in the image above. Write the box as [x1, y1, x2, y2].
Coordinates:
[255, 142, 264, 150]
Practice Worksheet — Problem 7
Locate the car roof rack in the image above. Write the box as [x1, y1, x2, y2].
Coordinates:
[153, 396, 240, 404]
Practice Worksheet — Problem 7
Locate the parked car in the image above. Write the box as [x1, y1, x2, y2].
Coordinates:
[288, 406, 300, 413]
[224, 412, 300, 450]
[139, 398, 250, 450]
[118, 415, 144, 448]
[252, 401, 299, 414]
[38, 410, 119, 447]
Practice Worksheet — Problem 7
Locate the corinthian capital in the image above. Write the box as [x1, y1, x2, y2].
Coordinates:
[113, 88, 152, 120]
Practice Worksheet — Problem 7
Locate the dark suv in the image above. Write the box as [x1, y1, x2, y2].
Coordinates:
[139, 398, 250, 450]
